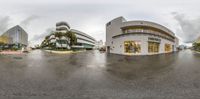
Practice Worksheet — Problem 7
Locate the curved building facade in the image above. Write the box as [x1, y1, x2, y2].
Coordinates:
[106, 17, 179, 55]
[56, 22, 96, 49]
[71, 29, 96, 50]
[42, 21, 96, 50]
[56, 21, 70, 33]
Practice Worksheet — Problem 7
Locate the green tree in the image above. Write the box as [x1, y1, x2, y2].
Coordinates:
[193, 42, 200, 51]
[65, 31, 77, 46]
[42, 30, 77, 50]
[0, 42, 4, 45]
[45, 35, 50, 40]
[55, 32, 64, 48]
[41, 39, 47, 48]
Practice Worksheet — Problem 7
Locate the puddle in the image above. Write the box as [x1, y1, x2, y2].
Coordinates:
[13, 57, 23, 60]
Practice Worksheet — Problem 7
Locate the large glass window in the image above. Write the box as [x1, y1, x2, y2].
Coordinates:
[124, 41, 141, 53]
[165, 44, 171, 52]
[148, 42, 160, 53]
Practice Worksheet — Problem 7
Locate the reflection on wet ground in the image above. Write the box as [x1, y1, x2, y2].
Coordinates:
[0, 50, 200, 98]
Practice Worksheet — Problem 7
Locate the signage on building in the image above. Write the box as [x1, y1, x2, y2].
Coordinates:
[148, 37, 161, 43]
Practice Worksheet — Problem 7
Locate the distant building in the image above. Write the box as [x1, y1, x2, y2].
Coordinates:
[0, 25, 28, 49]
[178, 45, 187, 50]
[95, 40, 104, 49]
[106, 17, 179, 55]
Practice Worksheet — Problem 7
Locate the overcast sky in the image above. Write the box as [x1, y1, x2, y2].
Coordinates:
[0, 0, 200, 46]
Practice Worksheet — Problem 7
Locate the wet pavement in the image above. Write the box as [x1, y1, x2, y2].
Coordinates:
[0, 50, 200, 99]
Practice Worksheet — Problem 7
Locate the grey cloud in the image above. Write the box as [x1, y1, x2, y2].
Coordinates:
[31, 28, 54, 41]
[0, 16, 10, 34]
[172, 12, 200, 43]
[20, 15, 39, 28]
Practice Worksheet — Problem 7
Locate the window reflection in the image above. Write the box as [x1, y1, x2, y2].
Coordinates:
[148, 42, 159, 53]
[124, 41, 141, 53]
[165, 44, 171, 52]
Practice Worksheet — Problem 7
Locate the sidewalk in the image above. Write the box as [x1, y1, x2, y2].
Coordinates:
[0, 51, 23, 55]
[45, 50, 85, 54]
[193, 50, 200, 54]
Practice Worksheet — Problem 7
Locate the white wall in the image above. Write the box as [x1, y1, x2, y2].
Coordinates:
[77, 39, 95, 45]
[76, 34, 95, 44]
[122, 21, 175, 36]
[106, 17, 125, 46]
[111, 35, 175, 55]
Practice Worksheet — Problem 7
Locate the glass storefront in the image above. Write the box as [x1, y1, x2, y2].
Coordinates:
[148, 42, 160, 53]
[165, 44, 171, 52]
[124, 41, 141, 53]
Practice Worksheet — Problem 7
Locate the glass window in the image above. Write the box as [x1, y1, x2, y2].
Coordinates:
[165, 44, 171, 52]
[124, 41, 141, 53]
[148, 42, 160, 53]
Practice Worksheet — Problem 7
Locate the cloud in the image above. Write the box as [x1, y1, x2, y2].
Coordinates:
[20, 15, 39, 28]
[172, 12, 200, 43]
[0, 16, 10, 34]
[31, 27, 54, 41]
[1, 0, 200, 45]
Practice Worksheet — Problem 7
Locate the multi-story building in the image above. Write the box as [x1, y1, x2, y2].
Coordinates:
[56, 21, 70, 33]
[1, 25, 28, 48]
[71, 29, 96, 50]
[106, 16, 179, 55]
[42, 21, 96, 50]
[54, 21, 71, 49]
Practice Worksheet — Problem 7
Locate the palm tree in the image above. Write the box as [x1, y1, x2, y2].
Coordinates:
[42, 35, 50, 47]
[45, 31, 77, 50]
[65, 31, 77, 46]
[0, 42, 4, 45]
[41, 39, 48, 48]
[55, 32, 64, 49]
[0, 42, 5, 50]
[45, 35, 50, 40]
[193, 42, 200, 51]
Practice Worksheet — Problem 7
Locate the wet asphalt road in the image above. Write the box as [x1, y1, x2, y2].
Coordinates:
[0, 50, 200, 99]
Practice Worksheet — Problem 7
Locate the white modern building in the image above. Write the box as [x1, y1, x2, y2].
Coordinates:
[44, 21, 71, 49]
[106, 17, 179, 55]
[55, 22, 70, 49]
[71, 29, 96, 50]
[42, 21, 96, 50]
[56, 21, 70, 33]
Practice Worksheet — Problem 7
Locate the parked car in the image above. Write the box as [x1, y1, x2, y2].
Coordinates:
[99, 47, 106, 52]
